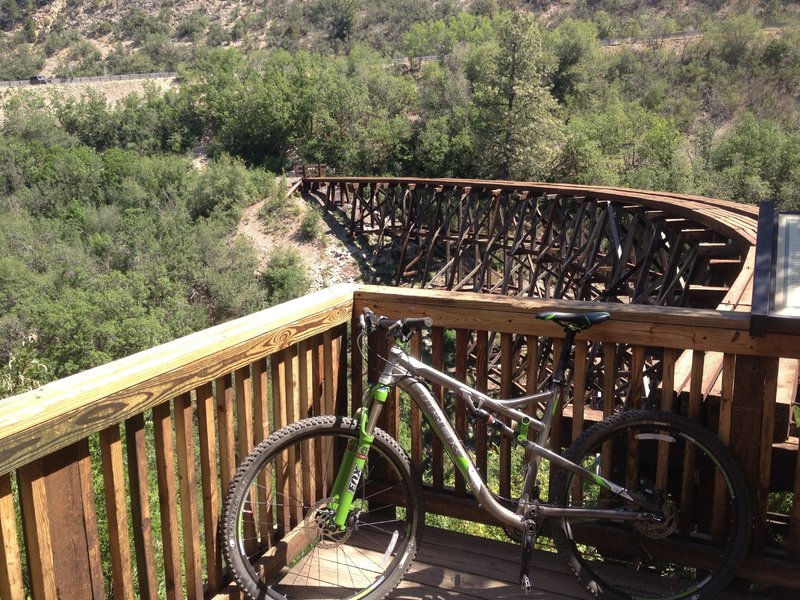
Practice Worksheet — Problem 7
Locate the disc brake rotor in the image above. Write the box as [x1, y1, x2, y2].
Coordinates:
[305, 497, 353, 548]
[634, 498, 678, 539]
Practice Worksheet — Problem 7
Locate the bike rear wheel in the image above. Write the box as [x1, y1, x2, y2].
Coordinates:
[551, 410, 751, 600]
[222, 415, 424, 600]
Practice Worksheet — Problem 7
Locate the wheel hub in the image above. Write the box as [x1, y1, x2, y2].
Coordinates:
[635, 498, 678, 539]
[305, 498, 354, 548]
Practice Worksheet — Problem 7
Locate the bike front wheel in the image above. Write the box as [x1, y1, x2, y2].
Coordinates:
[222, 415, 424, 600]
[550, 410, 751, 600]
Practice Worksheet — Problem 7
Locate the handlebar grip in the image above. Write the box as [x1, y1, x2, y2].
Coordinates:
[404, 317, 433, 329]
[378, 317, 399, 330]
[361, 308, 432, 333]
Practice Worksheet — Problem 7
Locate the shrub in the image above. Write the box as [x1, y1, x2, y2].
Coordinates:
[259, 247, 310, 305]
[259, 178, 297, 225]
[299, 209, 323, 241]
[188, 154, 273, 222]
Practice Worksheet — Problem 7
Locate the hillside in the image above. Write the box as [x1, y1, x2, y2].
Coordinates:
[2, 0, 798, 79]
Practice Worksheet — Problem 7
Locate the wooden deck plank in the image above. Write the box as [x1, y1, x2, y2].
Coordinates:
[210, 525, 778, 600]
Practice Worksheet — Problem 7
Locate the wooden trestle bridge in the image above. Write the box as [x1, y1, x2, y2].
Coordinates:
[0, 176, 798, 599]
[304, 176, 755, 308]
[303, 175, 797, 419]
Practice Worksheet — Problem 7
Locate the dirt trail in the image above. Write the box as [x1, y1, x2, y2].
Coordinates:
[235, 181, 363, 292]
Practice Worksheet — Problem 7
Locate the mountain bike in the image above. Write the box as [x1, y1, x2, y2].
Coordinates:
[222, 307, 752, 600]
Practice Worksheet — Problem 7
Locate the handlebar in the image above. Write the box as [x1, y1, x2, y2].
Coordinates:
[361, 308, 432, 340]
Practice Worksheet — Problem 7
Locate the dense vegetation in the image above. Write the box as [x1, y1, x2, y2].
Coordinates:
[1, 2, 800, 393]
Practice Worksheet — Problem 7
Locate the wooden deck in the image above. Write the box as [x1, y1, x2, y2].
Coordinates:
[388, 527, 789, 600]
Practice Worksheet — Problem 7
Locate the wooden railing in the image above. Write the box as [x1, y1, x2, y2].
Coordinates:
[0, 286, 354, 599]
[0, 284, 798, 598]
[351, 286, 800, 589]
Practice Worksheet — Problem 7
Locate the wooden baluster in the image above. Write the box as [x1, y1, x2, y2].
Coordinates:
[0, 473, 24, 600]
[525, 334, 539, 397]
[19, 441, 104, 600]
[712, 354, 735, 544]
[321, 329, 335, 417]
[125, 413, 158, 599]
[656, 348, 677, 491]
[173, 393, 203, 600]
[312, 335, 325, 418]
[410, 332, 424, 473]
[272, 349, 291, 534]
[334, 323, 349, 416]
[679, 350, 704, 534]
[523, 334, 539, 468]
[195, 382, 222, 591]
[431, 326, 445, 491]
[660, 347, 677, 413]
[99, 425, 135, 600]
[253, 358, 270, 444]
[299, 339, 314, 420]
[548, 338, 564, 496]
[283, 345, 302, 527]
[234, 366, 258, 555]
[235, 366, 255, 459]
[152, 401, 184, 600]
[351, 314, 363, 415]
[571, 340, 588, 444]
[599, 343, 617, 503]
[570, 341, 588, 503]
[216, 374, 236, 496]
[755, 358, 779, 552]
[629, 345, 646, 409]
[17, 460, 57, 600]
[474, 330, 489, 479]
[454, 328, 469, 495]
[298, 340, 315, 509]
[499, 332, 513, 499]
[625, 345, 646, 493]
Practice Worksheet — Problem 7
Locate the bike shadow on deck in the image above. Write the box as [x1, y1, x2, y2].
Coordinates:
[390, 526, 786, 600]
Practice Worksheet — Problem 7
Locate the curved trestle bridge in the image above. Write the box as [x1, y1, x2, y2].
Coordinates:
[304, 177, 756, 311]
[302, 176, 796, 434]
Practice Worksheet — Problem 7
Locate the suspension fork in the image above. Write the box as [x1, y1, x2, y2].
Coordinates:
[330, 383, 390, 528]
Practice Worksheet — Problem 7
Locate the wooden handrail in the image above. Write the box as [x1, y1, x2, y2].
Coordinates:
[354, 286, 800, 358]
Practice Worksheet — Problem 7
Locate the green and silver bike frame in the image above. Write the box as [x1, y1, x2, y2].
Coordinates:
[330, 341, 659, 532]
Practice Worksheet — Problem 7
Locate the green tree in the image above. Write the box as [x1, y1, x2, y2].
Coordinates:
[548, 18, 603, 106]
[706, 114, 800, 208]
[0, 41, 44, 80]
[702, 13, 766, 68]
[469, 12, 563, 180]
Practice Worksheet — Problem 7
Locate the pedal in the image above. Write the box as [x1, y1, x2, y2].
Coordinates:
[518, 520, 537, 594]
[520, 573, 532, 594]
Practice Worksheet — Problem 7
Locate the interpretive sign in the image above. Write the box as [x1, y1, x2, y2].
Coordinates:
[750, 202, 800, 335]
[775, 213, 800, 317]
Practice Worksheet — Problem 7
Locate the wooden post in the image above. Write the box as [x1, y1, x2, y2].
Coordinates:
[126, 414, 158, 599]
[18, 441, 104, 600]
[729, 354, 780, 552]
[0, 473, 24, 600]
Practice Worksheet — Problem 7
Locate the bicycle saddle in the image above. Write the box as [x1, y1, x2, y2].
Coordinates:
[536, 311, 611, 331]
